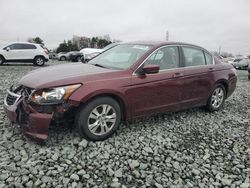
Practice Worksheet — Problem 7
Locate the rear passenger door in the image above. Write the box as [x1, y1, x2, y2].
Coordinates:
[181, 46, 214, 109]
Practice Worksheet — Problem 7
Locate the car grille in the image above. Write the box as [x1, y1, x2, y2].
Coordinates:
[6, 94, 18, 106]
[5, 85, 33, 106]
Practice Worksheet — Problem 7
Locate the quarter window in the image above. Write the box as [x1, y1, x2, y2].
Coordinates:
[144, 46, 179, 70]
[204, 52, 213, 64]
[183, 47, 206, 67]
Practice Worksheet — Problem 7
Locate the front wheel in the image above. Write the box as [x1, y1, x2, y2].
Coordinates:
[77, 97, 121, 141]
[60, 56, 66, 61]
[0, 56, 4, 65]
[206, 84, 226, 112]
[34, 57, 45, 66]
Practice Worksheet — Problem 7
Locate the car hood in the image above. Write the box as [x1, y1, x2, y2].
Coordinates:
[20, 63, 117, 89]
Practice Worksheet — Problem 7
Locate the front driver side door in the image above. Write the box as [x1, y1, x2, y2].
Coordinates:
[3, 44, 20, 60]
[128, 46, 185, 118]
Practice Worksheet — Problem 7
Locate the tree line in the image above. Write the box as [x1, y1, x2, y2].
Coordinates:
[27, 36, 112, 53]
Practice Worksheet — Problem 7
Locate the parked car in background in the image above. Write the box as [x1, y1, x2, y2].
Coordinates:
[0, 42, 49, 66]
[68, 51, 83, 62]
[248, 66, 250, 79]
[4, 41, 237, 142]
[232, 59, 250, 70]
[81, 52, 100, 63]
[81, 43, 120, 63]
[80, 48, 103, 63]
[48, 52, 58, 59]
[233, 58, 243, 63]
[57, 52, 69, 61]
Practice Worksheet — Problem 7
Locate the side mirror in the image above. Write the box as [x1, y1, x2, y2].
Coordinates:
[141, 64, 160, 74]
[6, 47, 10, 51]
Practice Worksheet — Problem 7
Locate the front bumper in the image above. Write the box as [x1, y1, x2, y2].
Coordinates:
[4, 91, 52, 142]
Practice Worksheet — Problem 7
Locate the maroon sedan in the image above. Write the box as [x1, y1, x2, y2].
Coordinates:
[4, 41, 237, 142]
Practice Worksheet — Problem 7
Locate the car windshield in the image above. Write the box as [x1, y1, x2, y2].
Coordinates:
[89, 44, 151, 70]
[240, 59, 250, 63]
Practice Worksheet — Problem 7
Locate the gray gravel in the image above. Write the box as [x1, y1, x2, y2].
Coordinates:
[0, 61, 250, 187]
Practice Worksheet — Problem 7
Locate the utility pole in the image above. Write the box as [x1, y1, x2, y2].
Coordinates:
[166, 31, 169, 41]
[218, 45, 221, 55]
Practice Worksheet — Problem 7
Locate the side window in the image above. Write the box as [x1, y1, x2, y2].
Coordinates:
[23, 44, 37, 49]
[144, 46, 179, 70]
[11, 44, 24, 50]
[204, 52, 213, 65]
[6, 44, 17, 50]
[183, 47, 206, 67]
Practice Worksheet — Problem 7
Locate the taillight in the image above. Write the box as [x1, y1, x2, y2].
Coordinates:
[44, 48, 49, 54]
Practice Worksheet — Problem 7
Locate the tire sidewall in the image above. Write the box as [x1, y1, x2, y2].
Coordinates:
[207, 84, 226, 112]
[77, 97, 121, 141]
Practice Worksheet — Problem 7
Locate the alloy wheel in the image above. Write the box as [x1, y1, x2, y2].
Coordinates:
[36, 58, 44, 65]
[211, 87, 224, 109]
[88, 104, 117, 136]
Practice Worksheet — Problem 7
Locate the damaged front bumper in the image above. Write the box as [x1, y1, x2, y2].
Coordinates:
[3, 87, 76, 142]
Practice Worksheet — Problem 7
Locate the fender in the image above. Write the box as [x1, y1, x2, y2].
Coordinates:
[69, 87, 131, 119]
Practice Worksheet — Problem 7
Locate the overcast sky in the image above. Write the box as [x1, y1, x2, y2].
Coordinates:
[0, 0, 249, 54]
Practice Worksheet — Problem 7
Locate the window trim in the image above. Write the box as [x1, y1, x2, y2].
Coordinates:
[133, 45, 182, 75]
[180, 45, 215, 68]
[133, 44, 215, 75]
[182, 46, 207, 67]
[203, 51, 213, 65]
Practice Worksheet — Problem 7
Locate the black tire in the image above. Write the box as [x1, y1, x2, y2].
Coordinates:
[0, 56, 5, 65]
[206, 84, 226, 112]
[60, 56, 66, 61]
[77, 97, 121, 141]
[248, 74, 250, 80]
[34, 56, 45, 66]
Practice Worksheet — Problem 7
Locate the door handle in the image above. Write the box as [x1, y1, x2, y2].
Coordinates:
[172, 72, 183, 78]
[208, 67, 215, 72]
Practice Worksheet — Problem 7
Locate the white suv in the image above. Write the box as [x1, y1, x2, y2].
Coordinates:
[0, 42, 49, 66]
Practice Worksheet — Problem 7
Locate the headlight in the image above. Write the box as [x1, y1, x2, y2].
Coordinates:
[30, 84, 81, 105]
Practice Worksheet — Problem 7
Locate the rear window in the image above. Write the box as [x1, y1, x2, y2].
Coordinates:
[204, 52, 213, 64]
[183, 47, 206, 67]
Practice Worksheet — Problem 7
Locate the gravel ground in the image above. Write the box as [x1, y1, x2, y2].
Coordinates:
[0, 61, 250, 188]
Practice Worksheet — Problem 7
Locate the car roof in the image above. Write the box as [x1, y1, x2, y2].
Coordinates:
[123, 41, 204, 49]
[11, 42, 40, 45]
[121, 41, 211, 55]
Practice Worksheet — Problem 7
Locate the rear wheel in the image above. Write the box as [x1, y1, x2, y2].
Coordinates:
[206, 84, 226, 112]
[77, 97, 121, 141]
[34, 57, 45, 66]
[0, 56, 4, 65]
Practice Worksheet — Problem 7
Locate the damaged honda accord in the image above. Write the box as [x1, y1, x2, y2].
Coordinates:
[4, 41, 237, 142]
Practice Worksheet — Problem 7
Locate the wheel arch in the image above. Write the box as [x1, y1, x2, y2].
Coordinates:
[34, 55, 46, 60]
[214, 79, 228, 97]
[79, 93, 128, 121]
[0, 54, 5, 60]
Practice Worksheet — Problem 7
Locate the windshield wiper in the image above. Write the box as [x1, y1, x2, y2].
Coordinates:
[92, 64, 108, 69]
